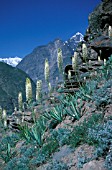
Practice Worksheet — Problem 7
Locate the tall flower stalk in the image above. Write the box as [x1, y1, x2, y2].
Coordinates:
[57, 48, 63, 73]
[0, 106, 2, 119]
[2, 109, 7, 128]
[26, 78, 32, 103]
[82, 43, 88, 62]
[72, 52, 78, 71]
[104, 59, 106, 66]
[48, 82, 52, 95]
[2, 109, 7, 119]
[98, 56, 101, 61]
[44, 58, 50, 82]
[18, 92, 23, 111]
[68, 70, 72, 79]
[36, 80, 42, 101]
[108, 26, 112, 38]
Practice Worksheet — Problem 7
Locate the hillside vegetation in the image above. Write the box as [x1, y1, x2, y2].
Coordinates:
[0, 0, 112, 169]
[0, 62, 35, 112]
[0, 55, 112, 170]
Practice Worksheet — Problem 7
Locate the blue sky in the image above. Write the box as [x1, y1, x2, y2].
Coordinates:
[0, 0, 101, 58]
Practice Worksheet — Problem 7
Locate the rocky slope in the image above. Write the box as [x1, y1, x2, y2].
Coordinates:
[17, 33, 83, 89]
[83, 0, 112, 60]
[0, 62, 35, 112]
[1, 53, 112, 170]
[0, 1, 112, 170]
[62, 0, 112, 82]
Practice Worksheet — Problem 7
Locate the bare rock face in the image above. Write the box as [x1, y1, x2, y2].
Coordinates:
[87, 0, 112, 35]
[71, 0, 112, 73]
[82, 159, 107, 170]
[82, 0, 112, 60]
[63, 0, 112, 91]
[90, 36, 112, 59]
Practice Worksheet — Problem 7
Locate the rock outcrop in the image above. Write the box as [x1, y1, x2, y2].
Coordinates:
[64, 0, 112, 89]
[84, 0, 112, 59]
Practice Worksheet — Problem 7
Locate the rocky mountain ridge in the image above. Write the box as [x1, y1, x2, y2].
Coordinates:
[17, 32, 83, 89]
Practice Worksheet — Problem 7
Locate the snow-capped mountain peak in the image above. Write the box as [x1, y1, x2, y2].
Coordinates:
[70, 32, 84, 42]
[0, 56, 22, 67]
[64, 32, 84, 52]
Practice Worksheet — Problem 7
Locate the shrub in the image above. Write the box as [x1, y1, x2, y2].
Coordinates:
[51, 128, 71, 146]
[88, 120, 112, 169]
[68, 113, 103, 148]
[46, 161, 68, 170]
[31, 137, 59, 166]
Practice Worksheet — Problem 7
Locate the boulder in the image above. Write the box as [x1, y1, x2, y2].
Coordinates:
[82, 159, 107, 170]
[90, 36, 112, 59]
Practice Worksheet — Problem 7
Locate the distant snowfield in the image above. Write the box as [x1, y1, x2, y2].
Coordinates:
[0, 56, 22, 67]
